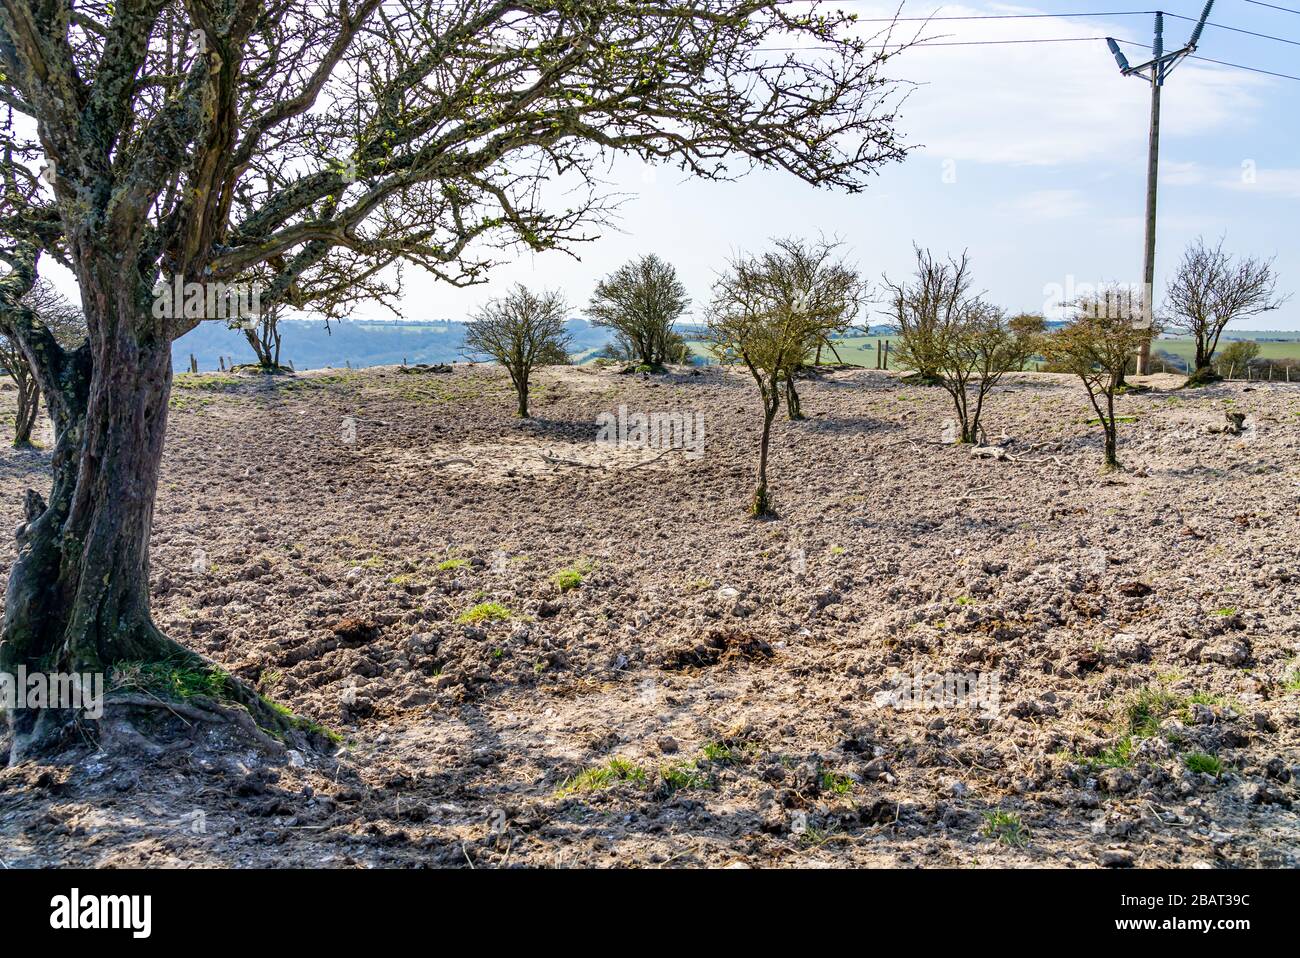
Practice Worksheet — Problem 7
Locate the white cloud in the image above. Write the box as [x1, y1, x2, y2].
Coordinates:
[1008, 188, 1088, 220]
[853, 3, 1270, 166]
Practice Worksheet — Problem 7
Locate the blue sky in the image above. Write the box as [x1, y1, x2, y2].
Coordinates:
[377, 0, 1300, 330]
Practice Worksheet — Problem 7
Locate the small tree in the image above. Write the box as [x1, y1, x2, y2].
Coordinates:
[464, 285, 571, 418]
[707, 239, 862, 513]
[1167, 237, 1285, 387]
[1044, 290, 1151, 469]
[588, 255, 690, 370]
[0, 279, 82, 446]
[772, 239, 865, 421]
[884, 247, 975, 385]
[937, 305, 1040, 444]
[1217, 339, 1260, 379]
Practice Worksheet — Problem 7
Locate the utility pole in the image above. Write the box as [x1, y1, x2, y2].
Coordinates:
[1107, 2, 1215, 375]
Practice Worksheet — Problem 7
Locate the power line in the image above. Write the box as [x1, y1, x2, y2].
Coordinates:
[1165, 10, 1300, 45]
[1241, 0, 1300, 14]
[757, 37, 1111, 51]
[847, 11, 1155, 21]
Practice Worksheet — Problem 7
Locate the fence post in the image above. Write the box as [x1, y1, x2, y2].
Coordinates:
[219, 356, 226, 371]
[883, 341, 889, 370]
[876, 340, 881, 370]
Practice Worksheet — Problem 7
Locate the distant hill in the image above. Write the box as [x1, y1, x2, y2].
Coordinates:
[171, 317, 615, 372]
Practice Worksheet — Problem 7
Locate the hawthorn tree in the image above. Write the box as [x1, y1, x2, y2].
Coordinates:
[587, 254, 690, 370]
[707, 237, 863, 513]
[464, 284, 570, 417]
[1045, 289, 1152, 470]
[884, 246, 974, 386]
[936, 304, 1038, 445]
[1166, 237, 1285, 387]
[0, 0, 910, 750]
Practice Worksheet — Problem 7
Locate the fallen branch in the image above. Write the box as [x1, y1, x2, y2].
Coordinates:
[538, 452, 604, 470]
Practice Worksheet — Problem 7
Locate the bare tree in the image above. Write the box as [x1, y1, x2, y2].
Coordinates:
[1166, 237, 1286, 386]
[0, 278, 81, 446]
[707, 238, 863, 513]
[464, 285, 570, 418]
[884, 247, 974, 385]
[1044, 290, 1152, 469]
[936, 304, 1039, 444]
[0, 0, 912, 750]
[587, 255, 690, 370]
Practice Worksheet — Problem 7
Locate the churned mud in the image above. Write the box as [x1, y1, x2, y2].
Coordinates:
[1, 363, 1297, 868]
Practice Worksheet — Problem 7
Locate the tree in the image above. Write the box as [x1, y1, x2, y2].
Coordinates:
[0, 0, 911, 752]
[936, 304, 1039, 444]
[464, 285, 570, 418]
[588, 254, 689, 370]
[1217, 339, 1260, 379]
[884, 247, 974, 385]
[235, 255, 401, 372]
[1044, 290, 1152, 470]
[770, 239, 863, 421]
[707, 238, 863, 513]
[1166, 237, 1285, 386]
[0, 278, 81, 446]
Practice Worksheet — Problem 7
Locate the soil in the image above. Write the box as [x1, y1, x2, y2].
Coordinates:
[1, 363, 1298, 868]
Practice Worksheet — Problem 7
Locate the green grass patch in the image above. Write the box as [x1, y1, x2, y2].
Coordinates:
[1124, 686, 1185, 739]
[173, 373, 242, 391]
[659, 762, 710, 794]
[456, 601, 513, 625]
[111, 659, 231, 700]
[982, 810, 1029, 847]
[437, 557, 470, 572]
[260, 696, 343, 744]
[557, 758, 647, 796]
[820, 771, 855, 795]
[1184, 752, 1223, 775]
[550, 559, 595, 593]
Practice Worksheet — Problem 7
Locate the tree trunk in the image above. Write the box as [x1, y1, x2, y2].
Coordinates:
[2, 284, 290, 758]
[12, 371, 38, 447]
[1103, 392, 1120, 469]
[785, 373, 803, 421]
[753, 404, 776, 515]
[513, 368, 530, 417]
[1104, 427, 1119, 469]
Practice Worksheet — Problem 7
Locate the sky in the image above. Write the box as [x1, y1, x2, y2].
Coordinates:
[384, 0, 1300, 330]
[40, 0, 1300, 330]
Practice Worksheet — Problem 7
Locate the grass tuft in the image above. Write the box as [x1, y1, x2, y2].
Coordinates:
[456, 601, 513, 625]
[982, 810, 1029, 847]
[557, 758, 646, 796]
[1184, 752, 1223, 776]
